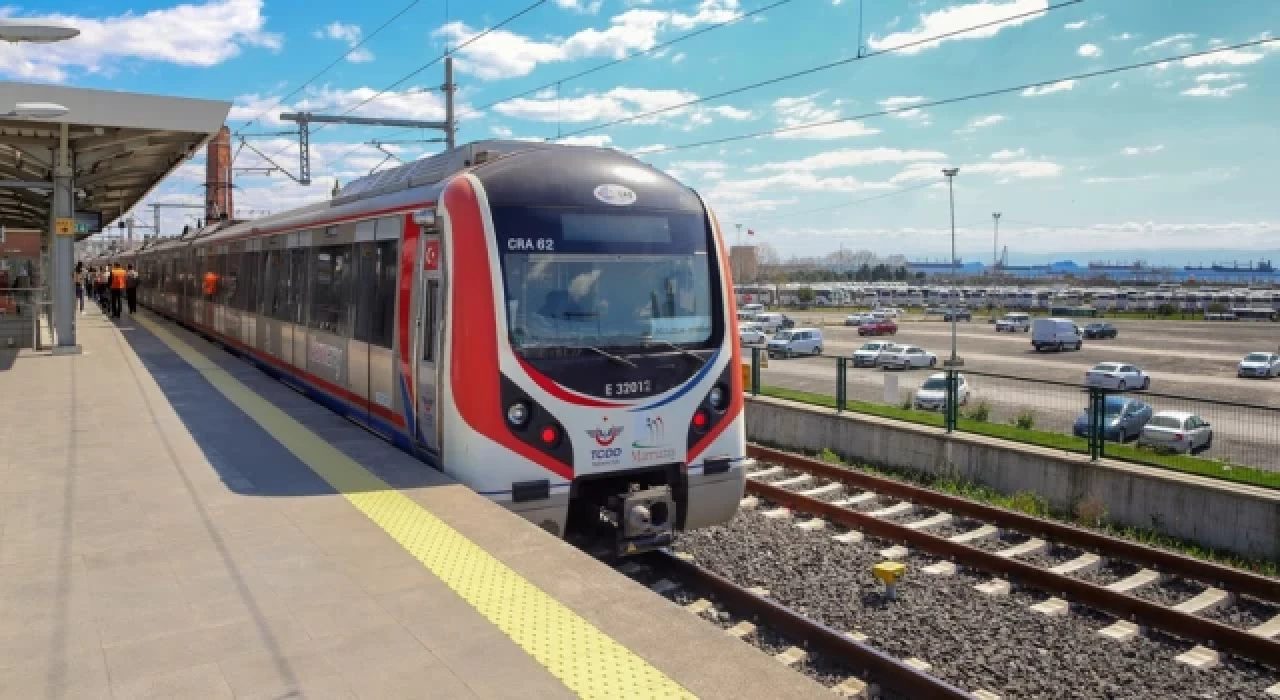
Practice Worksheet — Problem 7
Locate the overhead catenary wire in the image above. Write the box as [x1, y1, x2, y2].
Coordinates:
[233, 0, 427, 135]
[638, 37, 1280, 155]
[554, 0, 1086, 140]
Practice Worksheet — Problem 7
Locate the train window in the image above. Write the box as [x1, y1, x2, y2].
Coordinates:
[308, 244, 352, 335]
[371, 239, 399, 348]
[353, 242, 378, 343]
[422, 280, 438, 362]
[262, 250, 283, 319]
[288, 247, 308, 324]
[241, 251, 260, 312]
[221, 253, 240, 307]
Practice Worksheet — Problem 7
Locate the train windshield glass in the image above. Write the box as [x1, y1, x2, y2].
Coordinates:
[493, 206, 715, 351]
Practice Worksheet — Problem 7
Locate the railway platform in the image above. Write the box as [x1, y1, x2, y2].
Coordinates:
[0, 306, 829, 700]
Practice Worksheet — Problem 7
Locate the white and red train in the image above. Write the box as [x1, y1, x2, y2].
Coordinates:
[110, 140, 748, 553]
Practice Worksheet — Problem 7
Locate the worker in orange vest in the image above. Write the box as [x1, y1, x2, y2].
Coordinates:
[109, 262, 127, 318]
[203, 269, 218, 299]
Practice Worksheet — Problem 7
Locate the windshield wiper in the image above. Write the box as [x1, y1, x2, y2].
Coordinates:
[580, 345, 637, 368]
[646, 340, 706, 366]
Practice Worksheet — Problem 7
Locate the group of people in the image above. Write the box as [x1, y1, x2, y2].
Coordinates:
[74, 261, 138, 319]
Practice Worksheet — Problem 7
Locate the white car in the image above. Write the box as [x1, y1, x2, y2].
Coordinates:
[739, 323, 767, 345]
[844, 314, 870, 326]
[913, 373, 970, 410]
[852, 341, 897, 368]
[1139, 411, 1212, 454]
[871, 307, 901, 319]
[995, 313, 1031, 332]
[1237, 352, 1280, 378]
[1085, 362, 1150, 391]
[767, 328, 823, 358]
[880, 345, 937, 370]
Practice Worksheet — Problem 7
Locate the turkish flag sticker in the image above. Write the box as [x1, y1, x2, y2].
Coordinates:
[424, 239, 440, 271]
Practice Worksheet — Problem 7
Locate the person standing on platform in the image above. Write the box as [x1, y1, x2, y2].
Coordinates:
[109, 262, 126, 318]
[125, 264, 139, 314]
[97, 267, 110, 311]
[74, 262, 85, 313]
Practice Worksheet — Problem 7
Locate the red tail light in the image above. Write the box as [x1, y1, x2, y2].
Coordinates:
[692, 409, 709, 430]
[1173, 432, 1184, 441]
[540, 425, 560, 445]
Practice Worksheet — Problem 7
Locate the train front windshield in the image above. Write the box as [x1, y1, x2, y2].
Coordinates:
[494, 206, 717, 352]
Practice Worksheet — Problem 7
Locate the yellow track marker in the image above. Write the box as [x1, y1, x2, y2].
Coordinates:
[135, 314, 695, 700]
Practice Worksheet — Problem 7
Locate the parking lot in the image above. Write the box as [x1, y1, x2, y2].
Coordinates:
[751, 315, 1280, 470]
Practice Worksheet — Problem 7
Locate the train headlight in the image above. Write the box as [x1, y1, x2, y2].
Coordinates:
[708, 385, 727, 411]
[507, 402, 530, 428]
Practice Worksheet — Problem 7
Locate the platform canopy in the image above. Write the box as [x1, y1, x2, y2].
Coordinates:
[0, 81, 231, 238]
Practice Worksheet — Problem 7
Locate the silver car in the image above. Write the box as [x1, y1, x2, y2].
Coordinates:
[739, 323, 767, 345]
[1237, 352, 1280, 378]
[913, 373, 970, 410]
[852, 341, 896, 368]
[880, 345, 937, 370]
[1085, 362, 1150, 391]
[1139, 411, 1212, 454]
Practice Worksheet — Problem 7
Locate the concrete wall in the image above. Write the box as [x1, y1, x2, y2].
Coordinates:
[746, 395, 1280, 561]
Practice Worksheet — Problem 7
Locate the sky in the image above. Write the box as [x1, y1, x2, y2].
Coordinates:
[4, 0, 1279, 266]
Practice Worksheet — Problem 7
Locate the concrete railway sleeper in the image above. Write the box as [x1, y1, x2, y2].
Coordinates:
[740, 452, 1280, 672]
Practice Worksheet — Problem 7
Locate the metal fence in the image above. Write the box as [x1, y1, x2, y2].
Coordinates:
[745, 347, 1280, 490]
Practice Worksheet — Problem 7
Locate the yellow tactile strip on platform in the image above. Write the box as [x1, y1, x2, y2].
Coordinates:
[136, 314, 695, 700]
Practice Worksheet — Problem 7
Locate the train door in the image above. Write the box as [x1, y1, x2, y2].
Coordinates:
[365, 217, 402, 434]
[414, 229, 443, 455]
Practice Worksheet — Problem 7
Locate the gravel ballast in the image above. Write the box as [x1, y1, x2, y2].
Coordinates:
[676, 510, 1279, 699]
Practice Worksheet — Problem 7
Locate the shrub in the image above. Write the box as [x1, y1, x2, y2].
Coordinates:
[1012, 409, 1036, 430]
[1074, 498, 1108, 527]
[965, 400, 991, 422]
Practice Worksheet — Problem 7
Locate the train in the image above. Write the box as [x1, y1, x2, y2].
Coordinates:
[101, 140, 749, 555]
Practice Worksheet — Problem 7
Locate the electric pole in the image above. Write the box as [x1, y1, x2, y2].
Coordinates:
[992, 212, 1002, 275]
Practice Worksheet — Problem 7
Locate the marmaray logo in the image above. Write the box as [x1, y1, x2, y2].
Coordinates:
[586, 416, 624, 447]
[632, 416, 666, 449]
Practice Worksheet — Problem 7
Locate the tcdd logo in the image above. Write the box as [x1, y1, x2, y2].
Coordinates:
[585, 417, 624, 447]
[591, 447, 622, 461]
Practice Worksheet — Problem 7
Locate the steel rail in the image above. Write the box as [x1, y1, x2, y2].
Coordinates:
[749, 444, 1280, 602]
[744, 472, 1280, 668]
[648, 550, 973, 699]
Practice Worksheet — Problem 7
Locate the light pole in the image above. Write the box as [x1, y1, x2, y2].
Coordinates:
[992, 212, 1001, 275]
[943, 168, 961, 367]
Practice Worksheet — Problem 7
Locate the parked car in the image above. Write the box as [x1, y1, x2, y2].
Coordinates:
[880, 345, 937, 370]
[1237, 352, 1280, 378]
[844, 314, 870, 326]
[754, 312, 788, 333]
[1071, 395, 1153, 442]
[1032, 318, 1082, 351]
[1085, 362, 1150, 391]
[995, 313, 1031, 332]
[739, 322, 767, 345]
[871, 307, 901, 319]
[1138, 411, 1212, 454]
[767, 328, 823, 358]
[857, 320, 898, 336]
[913, 373, 970, 410]
[852, 341, 897, 367]
[942, 308, 972, 322]
[1082, 322, 1118, 339]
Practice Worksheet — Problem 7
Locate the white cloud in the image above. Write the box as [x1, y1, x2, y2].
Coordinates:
[1182, 49, 1266, 68]
[867, 0, 1049, 55]
[314, 21, 374, 63]
[1110, 32, 1135, 41]
[1022, 79, 1075, 96]
[494, 87, 751, 131]
[228, 93, 289, 126]
[878, 96, 931, 125]
[1120, 145, 1164, 156]
[771, 94, 881, 140]
[1110, 81, 1122, 89]
[1195, 72, 1240, 82]
[1136, 33, 1196, 52]
[435, 1, 739, 80]
[673, 160, 728, 171]
[629, 143, 669, 155]
[554, 0, 605, 14]
[1077, 43, 1101, 57]
[491, 125, 515, 138]
[1181, 83, 1247, 98]
[749, 148, 948, 173]
[990, 148, 1025, 160]
[672, 52, 686, 63]
[891, 157, 1060, 184]
[559, 134, 614, 147]
[955, 114, 1006, 134]
[1064, 20, 1087, 30]
[0, 0, 282, 82]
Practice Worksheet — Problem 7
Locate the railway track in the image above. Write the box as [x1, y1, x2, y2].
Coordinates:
[730, 445, 1280, 684]
[619, 550, 975, 698]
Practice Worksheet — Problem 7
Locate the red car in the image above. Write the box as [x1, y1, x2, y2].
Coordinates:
[858, 320, 898, 336]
